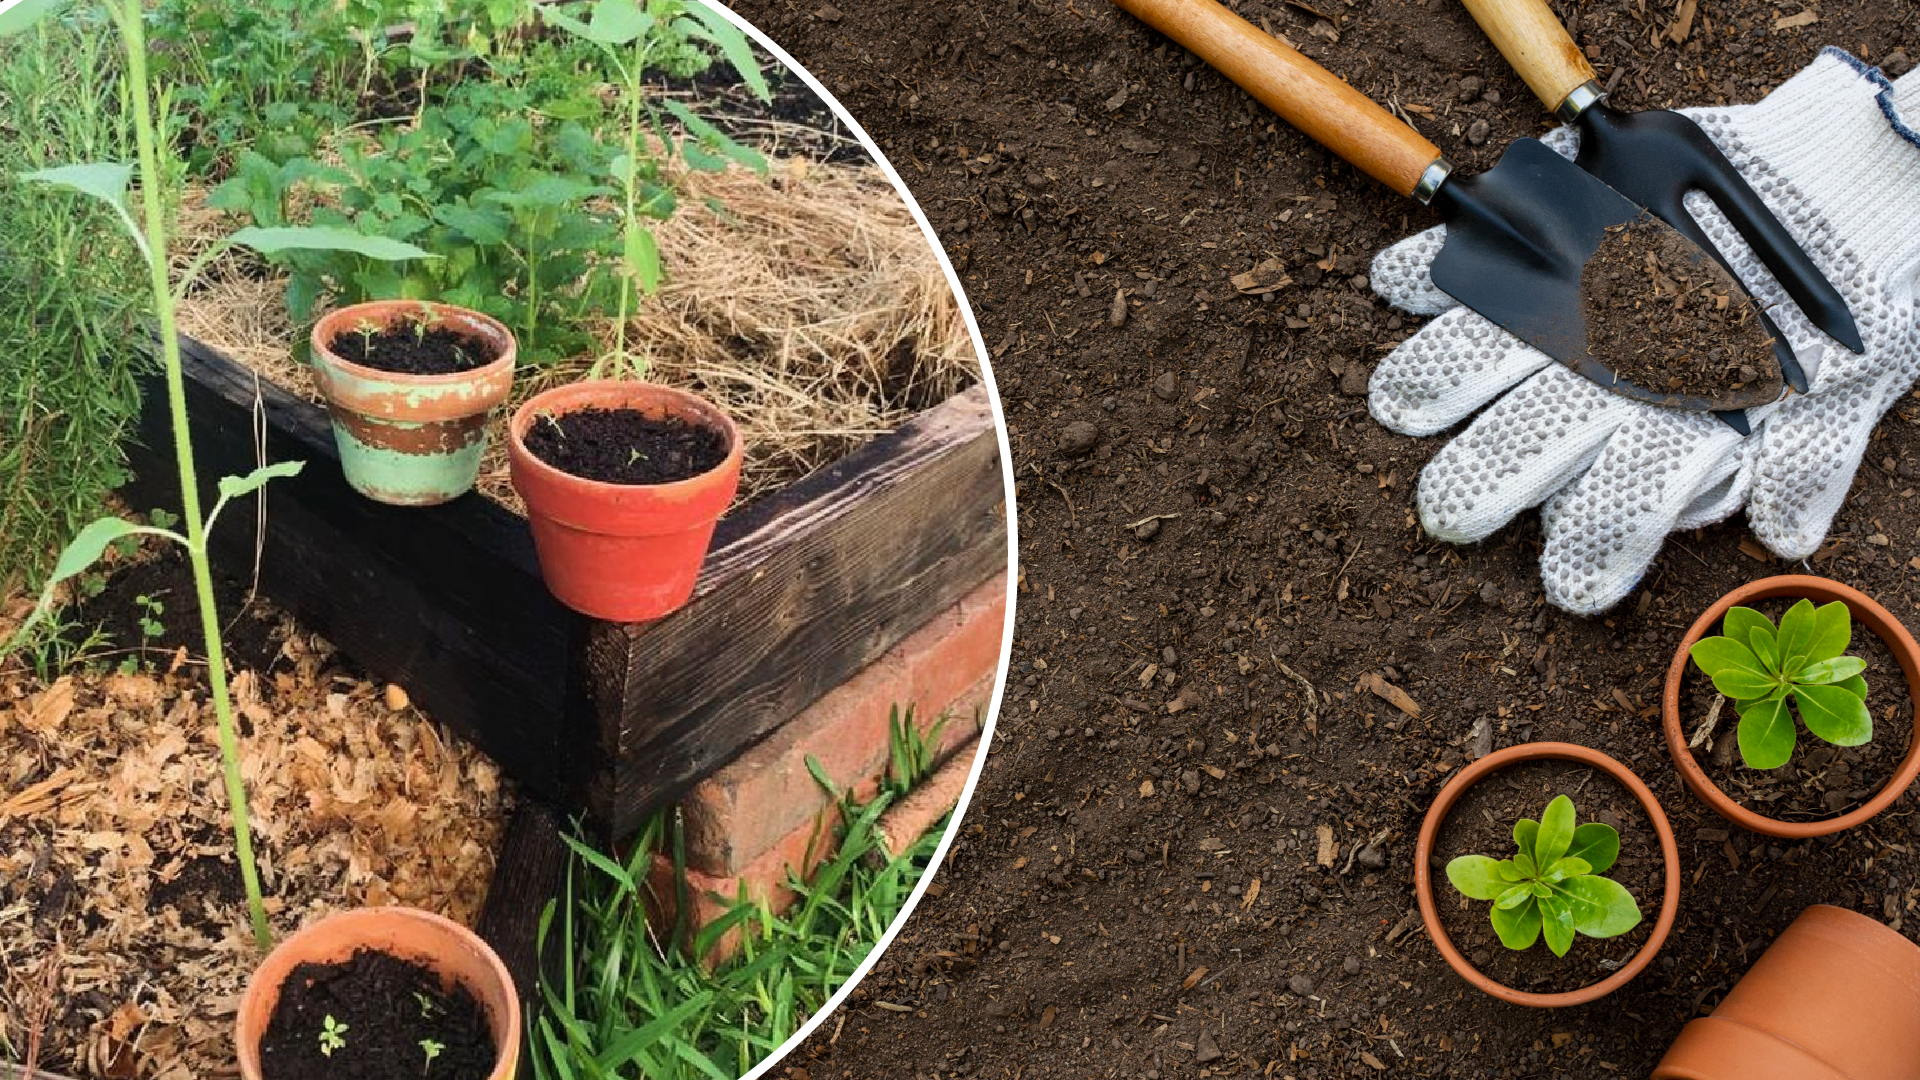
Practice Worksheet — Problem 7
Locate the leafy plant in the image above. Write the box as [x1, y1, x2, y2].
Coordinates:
[1688, 600, 1871, 769]
[319, 1014, 349, 1057]
[0, 0, 432, 950]
[1446, 794, 1642, 958]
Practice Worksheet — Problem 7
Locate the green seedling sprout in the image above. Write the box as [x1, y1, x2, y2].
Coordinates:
[1446, 794, 1642, 957]
[318, 1015, 348, 1057]
[1688, 599, 1871, 769]
[419, 1038, 444, 1072]
[0, 0, 433, 950]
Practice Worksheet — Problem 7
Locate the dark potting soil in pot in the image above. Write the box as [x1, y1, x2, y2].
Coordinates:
[523, 407, 729, 484]
[1683, 598, 1914, 821]
[329, 319, 500, 376]
[1432, 759, 1659, 995]
[1581, 215, 1779, 399]
[259, 948, 495, 1080]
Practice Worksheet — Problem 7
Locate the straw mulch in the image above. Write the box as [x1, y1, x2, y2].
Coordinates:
[0, 576, 511, 1080]
[176, 154, 979, 512]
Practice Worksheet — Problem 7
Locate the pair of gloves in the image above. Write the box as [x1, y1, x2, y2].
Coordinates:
[1368, 48, 1920, 614]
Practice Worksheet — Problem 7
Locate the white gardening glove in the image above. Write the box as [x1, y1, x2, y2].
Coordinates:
[1367, 48, 1920, 614]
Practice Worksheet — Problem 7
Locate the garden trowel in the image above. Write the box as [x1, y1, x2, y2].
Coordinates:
[1109, 0, 1785, 433]
[1459, 0, 1865, 397]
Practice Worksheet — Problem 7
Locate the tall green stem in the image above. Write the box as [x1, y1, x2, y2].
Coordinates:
[612, 57, 643, 371]
[119, 0, 272, 950]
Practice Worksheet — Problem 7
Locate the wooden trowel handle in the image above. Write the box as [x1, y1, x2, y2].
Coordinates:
[1458, 0, 1597, 113]
[1111, 0, 1441, 199]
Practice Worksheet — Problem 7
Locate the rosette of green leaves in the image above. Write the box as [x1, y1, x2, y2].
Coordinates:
[1688, 600, 1870, 770]
[1445, 794, 1642, 958]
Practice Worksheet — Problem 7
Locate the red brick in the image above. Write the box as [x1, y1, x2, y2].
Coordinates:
[680, 573, 1009, 877]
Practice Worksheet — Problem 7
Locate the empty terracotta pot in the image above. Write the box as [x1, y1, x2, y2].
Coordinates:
[1414, 741, 1681, 1007]
[236, 906, 519, 1080]
[1653, 904, 1920, 1079]
[311, 300, 516, 506]
[1662, 575, 1920, 838]
[507, 381, 742, 622]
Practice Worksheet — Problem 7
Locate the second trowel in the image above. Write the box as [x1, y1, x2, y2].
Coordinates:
[1459, 0, 1864, 399]
[1109, 0, 1785, 430]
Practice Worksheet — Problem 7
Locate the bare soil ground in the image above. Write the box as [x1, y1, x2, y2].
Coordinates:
[725, 1, 1919, 1077]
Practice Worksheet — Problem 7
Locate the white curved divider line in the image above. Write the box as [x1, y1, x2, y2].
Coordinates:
[690, 6, 1017, 1080]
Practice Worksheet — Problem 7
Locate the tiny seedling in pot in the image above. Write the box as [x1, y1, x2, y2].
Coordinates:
[1688, 599, 1871, 769]
[418, 1038, 444, 1074]
[1446, 794, 1643, 957]
[318, 1015, 347, 1058]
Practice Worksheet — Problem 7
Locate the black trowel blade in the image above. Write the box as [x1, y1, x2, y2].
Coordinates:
[1428, 138, 1785, 414]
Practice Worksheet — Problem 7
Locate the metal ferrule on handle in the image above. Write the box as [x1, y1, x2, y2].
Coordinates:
[1555, 80, 1604, 123]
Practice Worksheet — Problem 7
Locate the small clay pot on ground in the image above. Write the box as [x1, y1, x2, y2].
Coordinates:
[1414, 742, 1681, 1008]
[236, 907, 519, 1080]
[311, 301, 516, 507]
[1653, 904, 1920, 1080]
[1662, 575, 1920, 839]
[507, 381, 742, 622]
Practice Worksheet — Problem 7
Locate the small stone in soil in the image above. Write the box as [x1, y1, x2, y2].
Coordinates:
[1581, 214, 1779, 400]
[1288, 974, 1316, 996]
[523, 407, 728, 485]
[1058, 421, 1100, 457]
[1153, 371, 1179, 401]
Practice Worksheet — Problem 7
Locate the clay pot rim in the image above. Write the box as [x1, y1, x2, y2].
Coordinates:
[1661, 574, 1920, 839]
[506, 379, 744, 497]
[235, 906, 519, 1080]
[311, 299, 518, 389]
[1414, 741, 1682, 1008]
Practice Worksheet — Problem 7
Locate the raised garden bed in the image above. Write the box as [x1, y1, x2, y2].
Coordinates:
[120, 336, 1005, 836]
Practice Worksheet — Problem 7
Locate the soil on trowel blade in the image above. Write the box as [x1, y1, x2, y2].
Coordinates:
[329, 319, 499, 376]
[1582, 215, 1779, 401]
[259, 949, 495, 1080]
[523, 407, 729, 484]
[727, 1, 1917, 1077]
[1432, 760, 1659, 995]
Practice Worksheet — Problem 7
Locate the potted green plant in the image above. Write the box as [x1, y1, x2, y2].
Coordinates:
[1663, 575, 1920, 838]
[310, 300, 517, 506]
[1415, 742, 1680, 1007]
[236, 907, 520, 1080]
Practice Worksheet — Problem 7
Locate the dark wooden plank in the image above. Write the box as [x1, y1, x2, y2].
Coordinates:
[600, 384, 1007, 833]
[121, 337, 596, 803]
[476, 799, 572, 1078]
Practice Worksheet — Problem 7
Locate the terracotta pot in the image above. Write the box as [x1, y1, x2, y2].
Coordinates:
[1414, 741, 1681, 1007]
[311, 300, 516, 506]
[1662, 575, 1920, 839]
[507, 380, 742, 622]
[1653, 904, 1920, 1079]
[235, 906, 519, 1080]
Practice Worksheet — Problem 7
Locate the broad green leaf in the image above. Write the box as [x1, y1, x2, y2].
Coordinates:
[1777, 598, 1819, 669]
[588, 0, 649, 44]
[1796, 656, 1865, 686]
[50, 517, 145, 586]
[1513, 852, 1537, 879]
[1794, 683, 1874, 747]
[1805, 600, 1853, 664]
[1737, 695, 1796, 769]
[232, 226, 434, 262]
[1749, 624, 1779, 673]
[624, 224, 661, 294]
[1495, 883, 1534, 910]
[538, 4, 602, 43]
[1561, 875, 1643, 938]
[1495, 859, 1523, 882]
[1530, 881, 1552, 898]
[23, 161, 133, 209]
[1536, 795, 1575, 869]
[1690, 635, 1776, 699]
[1513, 818, 1539, 864]
[0, 0, 71, 37]
[1566, 822, 1619, 874]
[680, 139, 729, 173]
[1446, 855, 1509, 901]
[217, 460, 304, 500]
[1541, 856, 1590, 884]
[1538, 893, 1575, 957]
[1490, 898, 1542, 950]
[682, 2, 772, 102]
[1837, 674, 1869, 699]
[1724, 607, 1773, 655]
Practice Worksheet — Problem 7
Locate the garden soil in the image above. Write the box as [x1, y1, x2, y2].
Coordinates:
[724, 1, 1919, 1077]
[522, 408, 731, 484]
[327, 321, 499, 376]
[259, 949, 494, 1080]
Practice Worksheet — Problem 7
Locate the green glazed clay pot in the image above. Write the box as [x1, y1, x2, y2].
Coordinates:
[311, 301, 516, 506]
